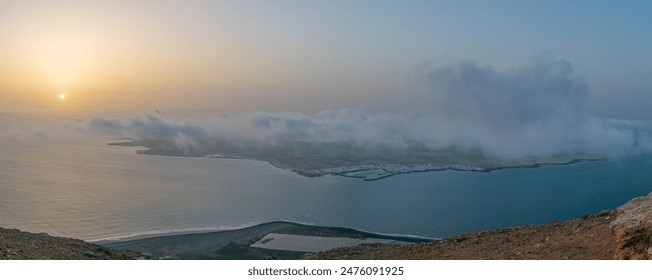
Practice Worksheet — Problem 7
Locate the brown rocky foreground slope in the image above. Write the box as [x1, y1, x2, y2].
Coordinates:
[308, 210, 617, 260]
[0, 228, 140, 260]
[2, 193, 652, 260]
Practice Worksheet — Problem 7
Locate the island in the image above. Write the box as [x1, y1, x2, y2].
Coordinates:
[109, 139, 602, 181]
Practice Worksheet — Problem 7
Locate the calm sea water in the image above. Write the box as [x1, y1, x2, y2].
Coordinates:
[1, 139, 652, 241]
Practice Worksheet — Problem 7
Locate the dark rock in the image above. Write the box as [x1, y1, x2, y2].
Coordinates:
[83, 251, 96, 258]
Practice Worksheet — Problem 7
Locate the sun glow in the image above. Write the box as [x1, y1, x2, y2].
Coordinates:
[33, 37, 96, 89]
[2, 23, 112, 111]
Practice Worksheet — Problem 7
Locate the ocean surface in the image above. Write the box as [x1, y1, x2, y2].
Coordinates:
[2, 138, 652, 241]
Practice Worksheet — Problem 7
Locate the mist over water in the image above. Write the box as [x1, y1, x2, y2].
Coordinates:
[2, 55, 652, 242]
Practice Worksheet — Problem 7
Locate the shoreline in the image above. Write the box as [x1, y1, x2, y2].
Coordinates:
[91, 220, 438, 244]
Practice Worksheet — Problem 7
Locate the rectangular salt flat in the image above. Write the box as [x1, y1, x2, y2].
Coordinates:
[250, 233, 412, 253]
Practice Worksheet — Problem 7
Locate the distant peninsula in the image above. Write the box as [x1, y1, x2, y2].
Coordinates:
[109, 139, 602, 180]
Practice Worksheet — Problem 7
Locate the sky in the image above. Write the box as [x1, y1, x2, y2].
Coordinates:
[1, 0, 651, 117]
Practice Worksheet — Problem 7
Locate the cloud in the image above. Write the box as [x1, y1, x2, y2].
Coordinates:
[87, 54, 652, 161]
[412, 52, 589, 129]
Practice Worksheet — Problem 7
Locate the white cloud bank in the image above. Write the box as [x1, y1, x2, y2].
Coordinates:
[84, 54, 652, 160]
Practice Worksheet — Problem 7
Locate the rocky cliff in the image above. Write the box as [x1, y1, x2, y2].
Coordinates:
[610, 192, 652, 260]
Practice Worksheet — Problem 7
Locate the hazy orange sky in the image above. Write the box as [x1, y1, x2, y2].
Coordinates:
[1, 0, 651, 117]
[1, 1, 407, 113]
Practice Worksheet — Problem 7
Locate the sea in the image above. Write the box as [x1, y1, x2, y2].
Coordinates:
[1, 138, 652, 242]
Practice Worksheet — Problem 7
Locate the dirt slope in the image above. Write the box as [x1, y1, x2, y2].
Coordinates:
[308, 210, 616, 260]
[0, 228, 140, 260]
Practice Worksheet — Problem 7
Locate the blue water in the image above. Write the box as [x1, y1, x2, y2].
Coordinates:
[1, 139, 651, 241]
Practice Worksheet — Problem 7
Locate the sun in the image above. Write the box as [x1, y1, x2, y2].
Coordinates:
[59, 93, 66, 100]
